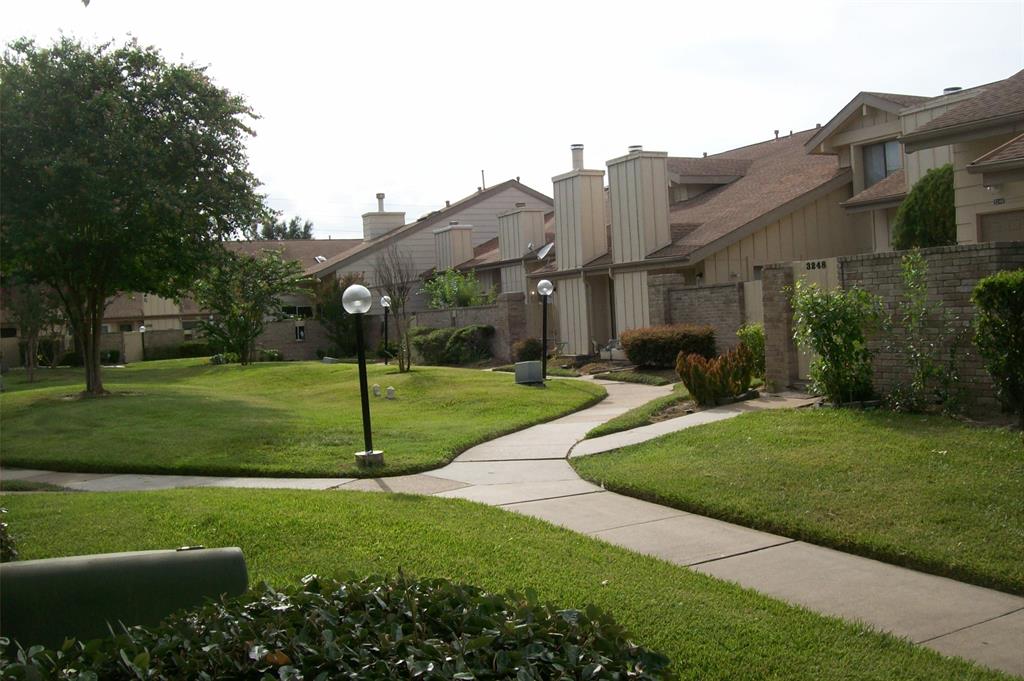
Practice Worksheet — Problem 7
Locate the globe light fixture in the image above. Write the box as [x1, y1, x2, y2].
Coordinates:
[342, 284, 382, 466]
[139, 324, 147, 361]
[537, 279, 554, 380]
[380, 295, 392, 366]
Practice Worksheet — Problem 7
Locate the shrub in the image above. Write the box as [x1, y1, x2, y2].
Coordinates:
[0, 575, 673, 679]
[621, 324, 715, 368]
[57, 349, 83, 367]
[143, 344, 181, 361]
[99, 349, 120, 364]
[258, 348, 284, 362]
[790, 280, 882, 404]
[736, 323, 765, 377]
[179, 340, 215, 358]
[892, 164, 955, 250]
[18, 337, 60, 367]
[973, 269, 1024, 428]
[410, 325, 495, 365]
[0, 508, 15, 563]
[376, 340, 399, 361]
[421, 268, 497, 309]
[675, 344, 754, 406]
[513, 337, 544, 362]
[209, 352, 240, 365]
[409, 327, 454, 365]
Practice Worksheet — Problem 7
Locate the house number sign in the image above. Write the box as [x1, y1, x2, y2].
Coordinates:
[805, 260, 828, 270]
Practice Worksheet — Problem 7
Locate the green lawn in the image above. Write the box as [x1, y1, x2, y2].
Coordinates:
[492, 364, 581, 377]
[587, 383, 692, 438]
[573, 409, 1024, 594]
[593, 370, 672, 386]
[0, 359, 604, 478]
[1, 489, 1008, 681]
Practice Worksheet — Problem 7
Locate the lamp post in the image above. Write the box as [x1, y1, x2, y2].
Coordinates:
[139, 324, 146, 362]
[537, 279, 553, 380]
[342, 284, 383, 466]
[380, 295, 392, 366]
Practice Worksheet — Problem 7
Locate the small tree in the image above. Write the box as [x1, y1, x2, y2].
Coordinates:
[374, 244, 416, 372]
[195, 250, 307, 364]
[972, 269, 1024, 428]
[313, 272, 365, 357]
[791, 280, 883, 404]
[892, 164, 955, 250]
[1, 278, 61, 382]
[421, 269, 496, 309]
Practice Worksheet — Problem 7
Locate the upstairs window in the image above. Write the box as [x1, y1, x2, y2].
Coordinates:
[863, 140, 902, 188]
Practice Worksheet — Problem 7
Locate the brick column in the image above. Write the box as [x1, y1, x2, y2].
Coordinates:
[763, 264, 797, 392]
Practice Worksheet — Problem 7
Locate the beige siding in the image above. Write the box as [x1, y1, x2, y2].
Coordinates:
[608, 152, 670, 263]
[613, 270, 649, 334]
[498, 209, 545, 261]
[553, 170, 605, 270]
[501, 264, 525, 294]
[901, 102, 959, 186]
[699, 186, 867, 284]
[555, 275, 590, 355]
[434, 225, 473, 270]
[954, 135, 1024, 243]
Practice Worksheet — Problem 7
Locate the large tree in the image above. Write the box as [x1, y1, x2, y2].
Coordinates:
[194, 249, 307, 364]
[259, 215, 314, 240]
[0, 37, 267, 394]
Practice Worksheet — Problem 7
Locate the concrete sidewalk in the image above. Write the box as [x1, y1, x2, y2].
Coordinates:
[3, 381, 1022, 676]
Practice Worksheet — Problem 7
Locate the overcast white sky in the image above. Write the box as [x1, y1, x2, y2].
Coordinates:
[3, 0, 1023, 238]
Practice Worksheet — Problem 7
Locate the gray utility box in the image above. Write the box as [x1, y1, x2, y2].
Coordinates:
[0, 547, 248, 648]
[514, 360, 543, 384]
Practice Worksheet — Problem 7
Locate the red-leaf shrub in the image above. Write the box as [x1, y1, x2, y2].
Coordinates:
[621, 324, 715, 368]
[675, 344, 754, 406]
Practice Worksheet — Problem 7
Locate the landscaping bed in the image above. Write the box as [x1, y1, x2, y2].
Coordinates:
[0, 358, 605, 478]
[573, 409, 1024, 595]
[0, 488, 1007, 681]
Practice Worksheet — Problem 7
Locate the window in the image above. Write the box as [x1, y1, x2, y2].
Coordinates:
[294, 324, 306, 341]
[281, 305, 313, 318]
[118, 323, 133, 333]
[0, 327, 17, 338]
[101, 324, 112, 334]
[863, 140, 902, 188]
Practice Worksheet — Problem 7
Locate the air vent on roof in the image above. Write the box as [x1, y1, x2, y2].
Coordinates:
[537, 242, 554, 260]
[943, 86, 962, 95]
[314, 255, 327, 263]
[628, 145, 643, 153]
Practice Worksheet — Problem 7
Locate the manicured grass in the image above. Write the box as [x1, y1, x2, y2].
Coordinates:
[586, 383, 692, 438]
[594, 370, 672, 386]
[1, 489, 1007, 680]
[0, 359, 604, 478]
[574, 409, 1024, 595]
[492, 364, 581, 377]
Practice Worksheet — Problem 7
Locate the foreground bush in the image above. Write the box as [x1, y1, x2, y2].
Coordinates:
[0, 574, 673, 680]
[676, 345, 754, 406]
[621, 325, 715, 368]
[791, 280, 882, 404]
[735, 323, 765, 377]
[410, 325, 495, 365]
[513, 337, 543, 362]
[973, 269, 1024, 428]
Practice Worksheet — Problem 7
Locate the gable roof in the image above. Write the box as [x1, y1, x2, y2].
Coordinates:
[225, 238, 362, 269]
[901, 69, 1024, 149]
[841, 169, 907, 211]
[649, 129, 849, 261]
[969, 132, 1024, 169]
[307, 179, 552, 277]
[805, 91, 929, 153]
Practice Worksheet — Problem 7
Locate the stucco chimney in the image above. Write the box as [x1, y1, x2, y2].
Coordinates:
[571, 144, 584, 170]
[362, 193, 406, 241]
[433, 221, 474, 270]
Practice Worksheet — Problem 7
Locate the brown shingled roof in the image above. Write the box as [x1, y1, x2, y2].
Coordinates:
[863, 92, 931, 108]
[667, 157, 752, 177]
[904, 69, 1024, 140]
[841, 169, 906, 208]
[226, 239, 362, 269]
[969, 132, 1024, 168]
[650, 129, 847, 260]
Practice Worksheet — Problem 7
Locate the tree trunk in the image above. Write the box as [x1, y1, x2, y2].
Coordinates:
[82, 293, 106, 396]
[25, 335, 38, 383]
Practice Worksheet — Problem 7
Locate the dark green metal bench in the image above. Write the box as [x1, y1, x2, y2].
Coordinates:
[0, 546, 247, 649]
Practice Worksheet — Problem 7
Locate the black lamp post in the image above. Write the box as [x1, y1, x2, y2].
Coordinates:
[537, 279, 553, 380]
[380, 295, 392, 365]
[138, 324, 146, 362]
[343, 284, 383, 466]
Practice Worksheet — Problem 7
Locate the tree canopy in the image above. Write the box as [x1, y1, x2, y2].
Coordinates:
[0, 37, 268, 393]
[892, 164, 955, 250]
[259, 215, 314, 240]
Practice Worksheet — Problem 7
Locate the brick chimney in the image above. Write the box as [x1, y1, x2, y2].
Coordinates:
[433, 221, 474, 270]
[362, 192, 406, 241]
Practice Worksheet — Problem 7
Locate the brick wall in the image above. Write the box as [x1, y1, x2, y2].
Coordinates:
[411, 294, 526, 362]
[763, 242, 1024, 410]
[648, 273, 745, 351]
[255, 319, 330, 361]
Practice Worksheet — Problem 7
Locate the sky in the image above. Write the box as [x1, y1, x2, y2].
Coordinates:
[3, 0, 1023, 239]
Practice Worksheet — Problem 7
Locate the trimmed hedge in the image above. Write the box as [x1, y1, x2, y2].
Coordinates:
[972, 269, 1024, 428]
[0, 575, 673, 680]
[410, 325, 495, 365]
[675, 344, 754, 406]
[621, 325, 715, 368]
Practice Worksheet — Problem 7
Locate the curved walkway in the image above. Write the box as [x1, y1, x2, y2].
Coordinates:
[3, 380, 1022, 676]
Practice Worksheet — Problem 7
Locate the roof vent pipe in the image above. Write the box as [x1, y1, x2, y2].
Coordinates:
[774, 130, 779, 140]
[702, 152, 707, 158]
[628, 145, 643, 153]
[376, 192, 385, 212]
[571, 143, 584, 170]
[943, 86, 962, 95]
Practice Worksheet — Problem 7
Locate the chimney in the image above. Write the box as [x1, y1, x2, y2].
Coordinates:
[607, 146, 670, 263]
[571, 143, 584, 170]
[553, 144, 607, 271]
[433, 220, 474, 270]
[497, 203, 546, 293]
[362, 193, 406, 241]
